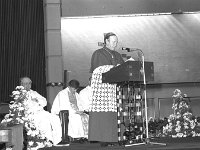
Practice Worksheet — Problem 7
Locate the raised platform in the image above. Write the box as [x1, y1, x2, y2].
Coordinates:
[39, 137, 200, 150]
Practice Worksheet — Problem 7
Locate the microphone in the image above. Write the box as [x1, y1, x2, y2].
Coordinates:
[122, 47, 141, 52]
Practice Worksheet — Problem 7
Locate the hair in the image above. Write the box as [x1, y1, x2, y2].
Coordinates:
[19, 76, 32, 84]
[68, 79, 80, 89]
[104, 32, 116, 44]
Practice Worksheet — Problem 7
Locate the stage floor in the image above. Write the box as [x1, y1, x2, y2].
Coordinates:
[40, 137, 200, 150]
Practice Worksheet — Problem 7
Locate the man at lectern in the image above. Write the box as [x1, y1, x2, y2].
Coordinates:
[89, 32, 124, 146]
[90, 32, 124, 72]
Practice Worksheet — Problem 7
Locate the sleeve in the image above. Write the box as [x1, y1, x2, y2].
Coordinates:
[115, 51, 125, 65]
[32, 91, 47, 108]
[119, 54, 125, 64]
[78, 87, 92, 111]
[78, 89, 87, 111]
[51, 93, 61, 115]
[90, 50, 109, 73]
[90, 51, 100, 73]
[51, 90, 71, 115]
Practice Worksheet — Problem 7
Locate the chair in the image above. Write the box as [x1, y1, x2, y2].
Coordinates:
[59, 110, 70, 143]
[0, 103, 9, 122]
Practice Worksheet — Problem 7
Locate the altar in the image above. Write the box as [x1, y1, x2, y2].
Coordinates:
[0, 124, 23, 150]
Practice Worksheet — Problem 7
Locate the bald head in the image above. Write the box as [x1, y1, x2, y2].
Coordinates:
[20, 77, 32, 91]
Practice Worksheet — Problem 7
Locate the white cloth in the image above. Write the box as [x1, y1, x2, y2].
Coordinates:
[27, 90, 47, 107]
[26, 90, 62, 145]
[51, 87, 89, 138]
[78, 86, 92, 111]
[90, 65, 117, 112]
[32, 110, 62, 145]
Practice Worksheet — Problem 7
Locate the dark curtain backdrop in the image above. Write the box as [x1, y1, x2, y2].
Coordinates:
[0, 0, 46, 102]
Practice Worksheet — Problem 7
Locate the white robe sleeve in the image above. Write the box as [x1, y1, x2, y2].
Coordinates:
[78, 86, 92, 111]
[30, 90, 47, 108]
[51, 89, 71, 115]
[51, 93, 61, 115]
[77, 93, 84, 111]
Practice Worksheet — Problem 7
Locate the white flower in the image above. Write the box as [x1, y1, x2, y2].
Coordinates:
[184, 125, 189, 129]
[175, 127, 181, 132]
[177, 133, 183, 137]
[4, 114, 10, 119]
[176, 121, 180, 125]
[190, 120, 196, 129]
[172, 135, 177, 138]
[16, 86, 24, 89]
[13, 95, 20, 100]
[163, 125, 168, 134]
[28, 141, 34, 146]
[12, 91, 20, 95]
[18, 107, 25, 111]
[36, 142, 45, 148]
[21, 89, 27, 93]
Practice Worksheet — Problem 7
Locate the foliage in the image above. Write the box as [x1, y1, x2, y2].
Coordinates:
[162, 89, 200, 138]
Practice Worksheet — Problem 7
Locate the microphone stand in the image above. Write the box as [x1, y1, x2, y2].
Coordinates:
[125, 49, 166, 147]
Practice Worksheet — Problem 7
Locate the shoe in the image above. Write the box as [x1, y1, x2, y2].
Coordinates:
[79, 138, 88, 144]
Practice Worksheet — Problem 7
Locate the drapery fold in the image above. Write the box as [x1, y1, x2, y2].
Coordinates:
[0, 0, 46, 102]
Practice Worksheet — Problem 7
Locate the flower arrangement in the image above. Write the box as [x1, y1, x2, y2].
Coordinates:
[148, 117, 168, 137]
[162, 89, 200, 138]
[0, 86, 52, 150]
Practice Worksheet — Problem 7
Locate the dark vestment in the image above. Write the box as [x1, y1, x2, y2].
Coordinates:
[89, 46, 124, 142]
[90, 47, 124, 73]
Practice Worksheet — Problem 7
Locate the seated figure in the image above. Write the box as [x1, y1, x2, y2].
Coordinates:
[20, 77, 62, 145]
[51, 79, 89, 140]
[78, 77, 92, 112]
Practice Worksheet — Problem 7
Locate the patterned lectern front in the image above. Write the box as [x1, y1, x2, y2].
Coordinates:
[102, 61, 154, 144]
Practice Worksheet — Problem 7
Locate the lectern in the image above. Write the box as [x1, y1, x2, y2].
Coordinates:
[102, 61, 154, 145]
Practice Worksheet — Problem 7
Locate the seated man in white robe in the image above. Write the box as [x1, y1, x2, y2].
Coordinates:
[51, 80, 89, 140]
[78, 77, 92, 112]
[20, 76, 62, 145]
